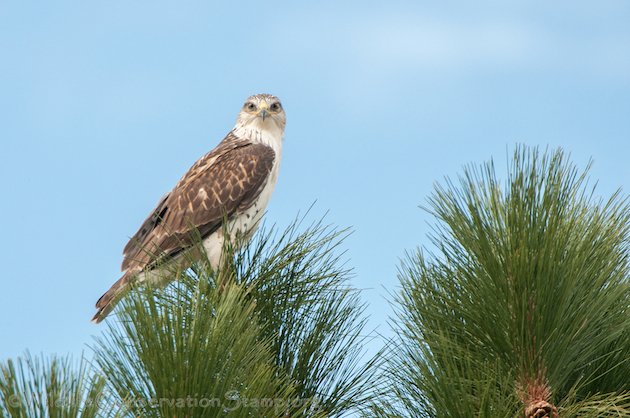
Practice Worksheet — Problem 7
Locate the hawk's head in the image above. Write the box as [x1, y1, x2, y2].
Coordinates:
[236, 94, 286, 133]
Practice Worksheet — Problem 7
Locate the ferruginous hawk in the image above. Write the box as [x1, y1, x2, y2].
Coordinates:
[92, 93, 286, 323]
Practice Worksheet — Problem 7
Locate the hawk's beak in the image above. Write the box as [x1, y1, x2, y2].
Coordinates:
[258, 102, 270, 121]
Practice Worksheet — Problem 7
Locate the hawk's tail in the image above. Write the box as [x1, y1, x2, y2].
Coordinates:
[92, 275, 131, 324]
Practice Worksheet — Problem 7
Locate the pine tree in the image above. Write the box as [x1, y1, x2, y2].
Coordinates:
[0, 353, 106, 417]
[5, 146, 626, 418]
[93, 216, 378, 417]
[378, 147, 630, 417]
[0, 215, 378, 417]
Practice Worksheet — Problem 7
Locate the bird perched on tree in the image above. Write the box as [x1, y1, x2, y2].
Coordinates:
[92, 93, 286, 323]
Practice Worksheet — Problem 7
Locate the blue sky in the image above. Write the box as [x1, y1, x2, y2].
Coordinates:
[1, 1, 628, 361]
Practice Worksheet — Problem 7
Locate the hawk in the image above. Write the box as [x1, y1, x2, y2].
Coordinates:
[92, 93, 286, 323]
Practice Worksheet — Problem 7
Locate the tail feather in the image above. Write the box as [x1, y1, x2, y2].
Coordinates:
[92, 276, 130, 324]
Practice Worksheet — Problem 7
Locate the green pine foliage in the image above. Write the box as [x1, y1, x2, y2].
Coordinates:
[92, 215, 376, 417]
[0, 353, 106, 418]
[234, 217, 379, 415]
[0, 216, 376, 417]
[379, 147, 630, 417]
[94, 267, 302, 417]
[2, 147, 627, 418]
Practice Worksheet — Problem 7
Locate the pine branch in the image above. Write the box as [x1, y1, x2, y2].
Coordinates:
[0, 353, 107, 418]
[93, 267, 303, 417]
[234, 214, 380, 416]
[379, 146, 630, 417]
[91, 212, 379, 417]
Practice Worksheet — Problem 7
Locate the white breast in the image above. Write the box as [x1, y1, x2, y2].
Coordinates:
[203, 121, 283, 267]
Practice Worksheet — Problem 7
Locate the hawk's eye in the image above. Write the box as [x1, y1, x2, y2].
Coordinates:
[270, 102, 281, 111]
[245, 102, 256, 111]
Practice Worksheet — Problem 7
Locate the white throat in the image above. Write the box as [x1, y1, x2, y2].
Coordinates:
[233, 119, 284, 155]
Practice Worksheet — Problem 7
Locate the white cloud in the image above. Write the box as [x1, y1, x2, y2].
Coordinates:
[356, 16, 630, 79]
[279, 10, 630, 81]
[350, 18, 536, 71]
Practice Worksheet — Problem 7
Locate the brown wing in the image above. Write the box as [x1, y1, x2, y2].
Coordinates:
[121, 135, 275, 273]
